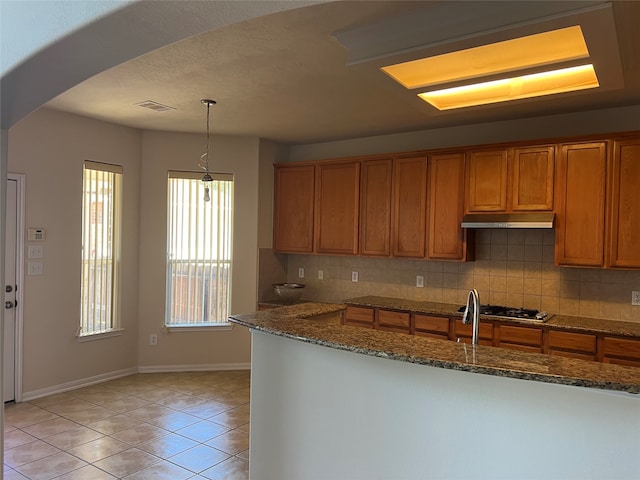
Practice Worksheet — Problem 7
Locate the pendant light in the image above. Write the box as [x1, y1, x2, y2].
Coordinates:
[199, 99, 216, 202]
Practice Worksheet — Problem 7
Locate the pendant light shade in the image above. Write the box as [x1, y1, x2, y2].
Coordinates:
[199, 99, 216, 202]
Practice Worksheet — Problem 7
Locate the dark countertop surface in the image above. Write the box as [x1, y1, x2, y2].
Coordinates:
[229, 302, 640, 395]
[344, 295, 640, 337]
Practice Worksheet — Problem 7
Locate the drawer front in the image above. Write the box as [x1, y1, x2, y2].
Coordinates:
[548, 330, 596, 353]
[498, 325, 542, 346]
[603, 337, 640, 360]
[414, 314, 449, 334]
[454, 319, 493, 340]
[377, 309, 410, 329]
[345, 306, 375, 325]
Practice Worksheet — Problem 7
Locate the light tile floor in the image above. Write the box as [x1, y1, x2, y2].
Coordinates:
[3, 370, 250, 479]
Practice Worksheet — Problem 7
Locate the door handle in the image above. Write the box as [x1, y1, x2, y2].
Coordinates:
[5, 301, 15, 309]
[5, 285, 12, 293]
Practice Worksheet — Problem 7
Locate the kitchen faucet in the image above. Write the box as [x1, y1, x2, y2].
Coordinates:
[462, 288, 480, 345]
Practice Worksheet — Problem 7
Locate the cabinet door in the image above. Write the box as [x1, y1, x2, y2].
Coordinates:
[377, 309, 411, 334]
[555, 142, 608, 267]
[392, 155, 428, 257]
[344, 306, 375, 328]
[414, 314, 450, 340]
[602, 336, 640, 367]
[315, 161, 360, 255]
[510, 146, 555, 211]
[360, 159, 393, 256]
[547, 330, 596, 361]
[273, 164, 315, 253]
[607, 138, 640, 268]
[497, 325, 543, 353]
[465, 149, 508, 212]
[428, 152, 468, 260]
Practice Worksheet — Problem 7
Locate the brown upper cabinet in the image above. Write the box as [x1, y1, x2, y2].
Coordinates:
[273, 164, 315, 253]
[360, 158, 393, 257]
[606, 138, 640, 268]
[465, 149, 508, 212]
[428, 152, 469, 260]
[314, 160, 360, 255]
[555, 141, 608, 267]
[392, 155, 428, 257]
[510, 145, 555, 211]
[465, 146, 555, 213]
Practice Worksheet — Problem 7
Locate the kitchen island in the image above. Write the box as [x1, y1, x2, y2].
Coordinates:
[230, 303, 640, 480]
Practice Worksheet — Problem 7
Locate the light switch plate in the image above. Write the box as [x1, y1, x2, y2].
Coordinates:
[298, 267, 305, 278]
[632, 291, 640, 306]
[416, 275, 424, 288]
[351, 271, 358, 282]
[28, 244, 44, 259]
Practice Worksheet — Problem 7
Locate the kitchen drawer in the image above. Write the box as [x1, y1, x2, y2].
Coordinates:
[548, 330, 596, 354]
[602, 336, 640, 363]
[453, 319, 493, 341]
[414, 314, 450, 335]
[497, 325, 542, 347]
[344, 306, 375, 327]
[377, 309, 410, 331]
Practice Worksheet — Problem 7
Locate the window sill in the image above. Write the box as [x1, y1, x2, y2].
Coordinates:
[77, 328, 124, 342]
[165, 323, 234, 333]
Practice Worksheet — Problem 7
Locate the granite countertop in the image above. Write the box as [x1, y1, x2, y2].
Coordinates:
[344, 295, 640, 337]
[229, 302, 640, 394]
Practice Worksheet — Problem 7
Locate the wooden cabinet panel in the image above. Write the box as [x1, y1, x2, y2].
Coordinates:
[428, 152, 468, 260]
[607, 138, 640, 268]
[602, 336, 640, 366]
[377, 309, 410, 333]
[315, 161, 360, 255]
[273, 164, 315, 253]
[344, 306, 375, 328]
[360, 159, 393, 257]
[548, 330, 596, 358]
[465, 149, 508, 212]
[453, 319, 493, 345]
[510, 146, 555, 211]
[392, 156, 428, 257]
[414, 314, 450, 339]
[555, 142, 608, 267]
[497, 325, 542, 348]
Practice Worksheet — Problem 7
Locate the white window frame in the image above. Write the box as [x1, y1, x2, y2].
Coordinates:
[79, 161, 123, 339]
[165, 171, 234, 330]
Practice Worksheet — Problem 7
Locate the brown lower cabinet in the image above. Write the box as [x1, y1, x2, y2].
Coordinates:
[344, 306, 375, 329]
[602, 336, 640, 367]
[496, 325, 543, 353]
[452, 319, 493, 346]
[343, 305, 639, 366]
[376, 309, 410, 334]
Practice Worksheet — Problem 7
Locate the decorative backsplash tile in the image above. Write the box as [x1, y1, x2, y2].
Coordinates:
[276, 229, 640, 323]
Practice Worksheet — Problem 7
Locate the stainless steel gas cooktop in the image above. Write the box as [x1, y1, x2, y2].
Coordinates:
[457, 304, 551, 322]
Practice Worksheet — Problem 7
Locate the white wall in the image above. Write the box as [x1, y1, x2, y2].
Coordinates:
[287, 105, 640, 162]
[250, 331, 640, 480]
[136, 130, 261, 369]
[7, 109, 142, 396]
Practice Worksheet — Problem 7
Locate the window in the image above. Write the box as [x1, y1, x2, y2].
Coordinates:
[80, 161, 122, 336]
[166, 172, 233, 327]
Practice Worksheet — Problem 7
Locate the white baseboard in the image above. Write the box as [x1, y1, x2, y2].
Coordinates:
[21, 363, 250, 402]
[22, 367, 138, 402]
[137, 362, 251, 373]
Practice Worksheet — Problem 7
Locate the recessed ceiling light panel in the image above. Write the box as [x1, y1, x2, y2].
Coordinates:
[381, 26, 590, 89]
[418, 64, 599, 110]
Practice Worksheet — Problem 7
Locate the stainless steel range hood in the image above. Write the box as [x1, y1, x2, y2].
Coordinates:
[461, 213, 554, 229]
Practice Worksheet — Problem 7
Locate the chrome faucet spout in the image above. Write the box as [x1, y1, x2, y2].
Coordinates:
[462, 289, 480, 345]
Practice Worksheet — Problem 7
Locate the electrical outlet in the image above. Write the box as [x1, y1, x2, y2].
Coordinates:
[351, 271, 359, 283]
[150, 334, 158, 346]
[416, 275, 424, 288]
[632, 291, 640, 306]
[298, 267, 305, 278]
[318, 270, 324, 280]
[28, 261, 43, 276]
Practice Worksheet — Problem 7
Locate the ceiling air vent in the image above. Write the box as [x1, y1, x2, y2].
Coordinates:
[135, 100, 175, 112]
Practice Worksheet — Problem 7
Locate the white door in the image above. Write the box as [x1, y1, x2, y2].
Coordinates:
[3, 178, 17, 402]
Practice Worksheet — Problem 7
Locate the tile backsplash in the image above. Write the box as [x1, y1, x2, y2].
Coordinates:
[272, 229, 640, 323]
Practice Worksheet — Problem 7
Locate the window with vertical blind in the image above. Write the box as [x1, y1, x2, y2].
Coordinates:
[166, 171, 233, 327]
[79, 161, 122, 337]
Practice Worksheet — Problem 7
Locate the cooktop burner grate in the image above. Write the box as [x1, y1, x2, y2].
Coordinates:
[457, 304, 550, 321]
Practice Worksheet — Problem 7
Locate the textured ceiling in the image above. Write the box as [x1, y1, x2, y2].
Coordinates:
[43, 1, 640, 145]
